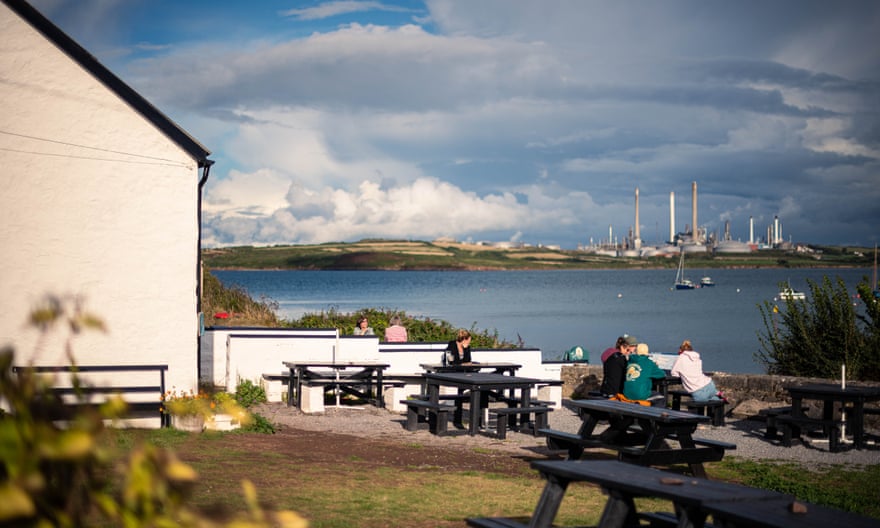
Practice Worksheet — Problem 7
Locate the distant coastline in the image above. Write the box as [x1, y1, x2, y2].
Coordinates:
[202, 240, 875, 272]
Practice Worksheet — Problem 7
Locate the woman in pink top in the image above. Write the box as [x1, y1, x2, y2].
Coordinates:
[384, 315, 408, 342]
[670, 340, 725, 402]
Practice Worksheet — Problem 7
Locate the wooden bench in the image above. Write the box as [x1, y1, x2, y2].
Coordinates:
[489, 406, 551, 439]
[639, 511, 717, 528]
[619, 437, 735, 466]
[670, 389, 726, 426]
[12, 364, 169, 426]
[539, 428, 621, 459]
[400, 399, 455, 435]
[776, 414, 844, 452]
[758, 406, 806, 439]
[466, 517, 528, 528]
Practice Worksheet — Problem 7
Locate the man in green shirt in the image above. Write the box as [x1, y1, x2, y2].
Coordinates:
[623, 348, 666, 405]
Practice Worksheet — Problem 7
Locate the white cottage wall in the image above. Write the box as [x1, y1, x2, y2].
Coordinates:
[0, 4, 200, 401]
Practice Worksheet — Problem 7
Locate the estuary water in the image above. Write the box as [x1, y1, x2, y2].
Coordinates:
[212, 267, 872, 374]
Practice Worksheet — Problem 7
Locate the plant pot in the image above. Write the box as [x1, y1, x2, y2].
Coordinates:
[206, 413, 240, 431]
[171, 414, 205, 432]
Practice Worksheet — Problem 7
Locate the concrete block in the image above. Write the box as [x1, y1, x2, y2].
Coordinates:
[384, 386, 407, 413]
[261, 378, 285, 403]
[538, 384, 563, 408]
[300, 385, 325, 414]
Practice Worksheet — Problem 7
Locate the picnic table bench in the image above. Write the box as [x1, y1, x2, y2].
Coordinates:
[12, 364, 169, 426]
[779, 383, 880, 451]
[669, 389, 727, 426]
[466, 459, 878, 528]
[539, 398, 734, 478]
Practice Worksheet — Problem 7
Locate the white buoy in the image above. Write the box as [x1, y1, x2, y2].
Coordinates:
[617, 293, 623, 298]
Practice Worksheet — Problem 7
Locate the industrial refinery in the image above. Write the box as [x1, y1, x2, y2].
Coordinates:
[584, 182, 793, 258]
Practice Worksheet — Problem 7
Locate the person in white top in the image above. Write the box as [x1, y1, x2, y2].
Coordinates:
[670, 340, 726, 402]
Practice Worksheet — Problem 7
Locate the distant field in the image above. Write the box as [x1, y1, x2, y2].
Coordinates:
[202, 240, 875, 271]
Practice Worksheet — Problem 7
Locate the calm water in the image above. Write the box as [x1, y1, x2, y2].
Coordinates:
[212, 267, 872, 374]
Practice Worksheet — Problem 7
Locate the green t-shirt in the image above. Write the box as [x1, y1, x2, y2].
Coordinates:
[623, 354, 666, 401]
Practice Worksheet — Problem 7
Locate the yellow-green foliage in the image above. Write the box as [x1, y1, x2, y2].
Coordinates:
[0, 296, 304, 527]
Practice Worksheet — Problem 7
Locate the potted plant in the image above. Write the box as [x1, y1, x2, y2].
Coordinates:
[161, 389, 213, 432]
[206, 391, 249, 431]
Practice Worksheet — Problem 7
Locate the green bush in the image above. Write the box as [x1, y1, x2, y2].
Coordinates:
[235, 378, 268, 408]
[756, 276, 879, 380]
[288, 306, 515, 347]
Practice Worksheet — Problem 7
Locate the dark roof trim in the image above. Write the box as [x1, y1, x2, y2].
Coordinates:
[3, 0, 213, 167]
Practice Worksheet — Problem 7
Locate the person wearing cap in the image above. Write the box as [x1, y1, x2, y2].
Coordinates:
[623, 342, 666, 405]
[599, 334, 637, 397]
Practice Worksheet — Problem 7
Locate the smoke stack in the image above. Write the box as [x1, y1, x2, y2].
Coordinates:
[691, 181, 698, 244]
[634, 187, 641, 249]
[669, 192, 675, 243]
[774, 216, 780, 245]
[749, 216, 754, 244]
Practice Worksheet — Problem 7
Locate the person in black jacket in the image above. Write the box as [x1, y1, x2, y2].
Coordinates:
[600, 334, 636, 397]
[444, 329, 472, 365]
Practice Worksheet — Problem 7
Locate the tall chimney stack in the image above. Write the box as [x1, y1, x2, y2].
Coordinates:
[691, 181, 698, 244]
[669, 191, 675, 243]
[749, 216, 754, 244]
[774, 216, 780, 245]
[634, 187, 642, 249]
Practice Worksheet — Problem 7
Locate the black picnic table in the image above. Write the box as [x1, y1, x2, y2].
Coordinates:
[419, 362, 522, 376]
[782, 383, 880, 450]
[540, 398, 732, 478]
[283, 361, 390, 409]
[466, 459, 878, 528]
[424, 372, 540, 436]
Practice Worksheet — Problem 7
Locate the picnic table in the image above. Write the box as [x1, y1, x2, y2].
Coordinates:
[283, 361, 390, 409]
[420, 362, 521, 376]
[539, 399, 734, 478]
[466, 459, 878, 528]
[779, 383, 880, 451]
[423, 372, 545, 436]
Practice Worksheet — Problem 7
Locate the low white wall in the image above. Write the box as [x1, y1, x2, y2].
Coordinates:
[202, 330, 567, 406]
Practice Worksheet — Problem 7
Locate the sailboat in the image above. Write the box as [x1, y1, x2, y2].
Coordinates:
[674, 252, 696, 290]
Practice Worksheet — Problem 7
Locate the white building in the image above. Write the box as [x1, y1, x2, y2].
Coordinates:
[1, 0, 213, 422]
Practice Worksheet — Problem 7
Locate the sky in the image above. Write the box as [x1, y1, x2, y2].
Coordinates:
[28, 0, 880, 248]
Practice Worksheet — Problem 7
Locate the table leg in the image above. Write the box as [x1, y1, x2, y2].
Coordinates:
[852, 401, 865, 449]
[469, 389, 481, 435]
[375, 368, 385, 408]
[675, 433, 707, 479]
[596, 488, 638, 528]
[287, 367, 296, 407]
[528, 474, 570, 528]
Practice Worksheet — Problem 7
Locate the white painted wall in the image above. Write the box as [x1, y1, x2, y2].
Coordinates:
[0, 4, 202, 425]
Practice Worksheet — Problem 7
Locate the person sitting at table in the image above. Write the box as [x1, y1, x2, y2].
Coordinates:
[623, 349, 666, 406]
[353, 315, 374, 336]
[636, 343, 649, 356]
[599, 335, 635, 397]
[444, 329, 472, 365]
[384, 315, 407, 342]
[600, 336, 628, 363]
[670, 339, 726, 402]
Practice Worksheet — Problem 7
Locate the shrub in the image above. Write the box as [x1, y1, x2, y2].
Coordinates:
[756, 276, 878, 380]
[235, 378, 268, 408]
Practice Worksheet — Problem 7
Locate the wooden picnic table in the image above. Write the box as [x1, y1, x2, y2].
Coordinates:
[467, 459, 877, 528]
[781, 383, 880, 451]
[540, 399, 733, 478]
[424, 372, 541, 436]
[283, 361, 390, 409]
[419, 362, 522, 376]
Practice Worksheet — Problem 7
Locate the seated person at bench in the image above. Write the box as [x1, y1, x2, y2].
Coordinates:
[444, 329, 472, 365]
[599, 334, 635, 397]
[670, 340, 727, 402]
[384, 315, 408, 342]
[624, 348, 666, 406]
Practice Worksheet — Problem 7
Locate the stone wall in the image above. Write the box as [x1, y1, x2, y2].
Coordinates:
[561, 365, 880, 421]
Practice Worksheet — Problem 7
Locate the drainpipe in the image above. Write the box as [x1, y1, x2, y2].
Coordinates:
[197, 160, 214, 383]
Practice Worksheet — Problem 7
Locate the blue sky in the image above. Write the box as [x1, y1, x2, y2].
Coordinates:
[29, 0, 880, 248]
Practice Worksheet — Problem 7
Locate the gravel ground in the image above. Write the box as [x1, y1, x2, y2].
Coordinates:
[254, 401, 880, 469]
